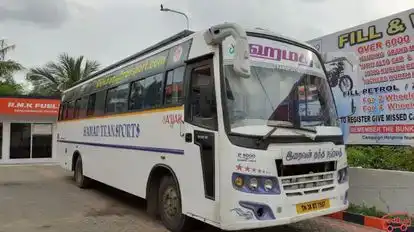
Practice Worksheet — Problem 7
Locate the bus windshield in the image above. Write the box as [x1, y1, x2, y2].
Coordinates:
[222, 37, 338, 136]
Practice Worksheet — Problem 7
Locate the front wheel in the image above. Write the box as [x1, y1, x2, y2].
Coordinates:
[158, 176, 194, 232]
[74, 156, 91, 188]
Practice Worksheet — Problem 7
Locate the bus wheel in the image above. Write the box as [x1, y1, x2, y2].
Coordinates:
[158, 175, 193, 232]
[74, 156, 91, 189]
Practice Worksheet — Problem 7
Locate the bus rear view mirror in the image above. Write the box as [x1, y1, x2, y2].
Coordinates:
[204, 23, 251, 78]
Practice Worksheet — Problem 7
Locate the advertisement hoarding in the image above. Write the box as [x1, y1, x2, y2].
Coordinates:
[0, 98, 60, 116]
[308, 9, 414, 145]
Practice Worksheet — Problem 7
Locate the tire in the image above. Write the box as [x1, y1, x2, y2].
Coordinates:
[339, 75, 353, 93]
[158, 175, 194, 232]
[74, 156, 91, 189]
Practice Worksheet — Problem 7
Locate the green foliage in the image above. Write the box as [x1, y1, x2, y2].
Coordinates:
[0, 82, 23, 95]
[347, 203, 386, 217]
[0, 41, 25, 95]
[346, 145, 414, 172]
[26, 53, 100, 96]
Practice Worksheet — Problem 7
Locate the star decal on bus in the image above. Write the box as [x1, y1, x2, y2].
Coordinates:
[235, 165, 270, 174]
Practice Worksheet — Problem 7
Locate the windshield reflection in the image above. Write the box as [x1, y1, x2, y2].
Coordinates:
[223, 62, 337, 135]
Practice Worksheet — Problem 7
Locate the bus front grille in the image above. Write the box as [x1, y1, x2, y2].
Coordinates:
[281, 172, 335, 196]
[275, 160, 337, 196]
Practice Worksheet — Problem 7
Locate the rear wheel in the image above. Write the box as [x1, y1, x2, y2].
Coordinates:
[158, 175, 193, 232]
[74, 156, 91, 188]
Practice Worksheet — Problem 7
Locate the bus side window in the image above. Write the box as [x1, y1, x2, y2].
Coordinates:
[129, 73, 163, 110]
[95, 90, 106, 116]
[188, 64, 217, 130]
[164, 66, 185, 105]
[74, 98, 81, 119]
[58, 103, 65, 120]
[86, 93, 96, 116]
[66, 101, 75, 120]
[63, 103, 69, 120]
[79, 96, 89, 118]
[105, 83, 129, 114]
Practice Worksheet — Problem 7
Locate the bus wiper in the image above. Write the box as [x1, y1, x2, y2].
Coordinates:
[256, 121, 317, 145]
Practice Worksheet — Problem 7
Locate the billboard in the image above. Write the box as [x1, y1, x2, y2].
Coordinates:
[0, 98, 60, 116]
[308, 8, 414, 145]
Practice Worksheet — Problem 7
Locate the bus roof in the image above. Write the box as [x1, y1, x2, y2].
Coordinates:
[64, 26, 318, 95]
[67, 29, 195, 92]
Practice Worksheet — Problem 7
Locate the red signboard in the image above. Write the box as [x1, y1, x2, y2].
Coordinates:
[0, 98, 61, 116]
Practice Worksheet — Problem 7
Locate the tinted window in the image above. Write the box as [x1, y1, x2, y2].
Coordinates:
[95, 91, 107, 116]
[86, 93, 96, 116]
[129, 73, 163, 110]
[59, 103, 65, 120]
[164, 66, 185, 105]
[187, 63, 217, 130]
[66, 101, 75, 120]
[79, 96, 89, 118]
[74, 98, 81, 118]
[106, 83, 130, 114]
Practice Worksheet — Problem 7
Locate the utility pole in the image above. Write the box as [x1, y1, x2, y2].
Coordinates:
[160, 4, 190, 30]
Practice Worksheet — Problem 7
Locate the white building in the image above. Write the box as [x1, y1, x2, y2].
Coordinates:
[0, 96, 60, 164]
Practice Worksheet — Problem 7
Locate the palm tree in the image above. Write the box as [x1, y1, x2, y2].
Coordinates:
[0, 40, 24, 95]
[26, 53, 100, 96]
[0, 40, 23, 79]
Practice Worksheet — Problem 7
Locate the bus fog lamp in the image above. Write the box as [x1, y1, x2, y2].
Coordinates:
[249, 177, 258, 190]
[263, 179, 273, 191]
[234, 176, 244, 187]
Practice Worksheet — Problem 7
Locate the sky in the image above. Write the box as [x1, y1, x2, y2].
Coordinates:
[0, 0, 412, 85]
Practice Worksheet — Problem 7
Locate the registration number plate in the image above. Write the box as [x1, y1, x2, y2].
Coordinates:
[296, 199, 330, 214]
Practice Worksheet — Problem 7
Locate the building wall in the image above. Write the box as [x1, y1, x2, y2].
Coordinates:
[348, 167, 414, 214]
[0, 115, 57, 164]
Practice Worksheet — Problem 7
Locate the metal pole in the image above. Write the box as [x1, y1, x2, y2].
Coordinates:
[160, 4, 190, 30]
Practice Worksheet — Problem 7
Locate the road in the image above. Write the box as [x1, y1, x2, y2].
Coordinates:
[0, 165, 381, 232]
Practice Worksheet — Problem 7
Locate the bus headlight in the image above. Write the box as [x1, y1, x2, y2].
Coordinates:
[264, 179, 273, 191]
[232, 172, 280, 195]
[249, 178, 258, 190]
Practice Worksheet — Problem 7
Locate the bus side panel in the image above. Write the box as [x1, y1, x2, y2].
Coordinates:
[57, 108, 218, 224]
[57, 122, 72, 171]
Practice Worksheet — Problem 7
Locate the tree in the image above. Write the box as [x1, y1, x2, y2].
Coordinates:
[0, 40, 24, 95]
[26, 53, 100, 96]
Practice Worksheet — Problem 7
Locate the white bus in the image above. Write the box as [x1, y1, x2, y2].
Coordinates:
[57, 23, 349, 231]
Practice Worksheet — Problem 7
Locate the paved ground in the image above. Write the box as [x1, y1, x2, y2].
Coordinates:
[0, 165, 381, 232]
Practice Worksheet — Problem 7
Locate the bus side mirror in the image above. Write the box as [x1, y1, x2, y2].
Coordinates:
[199, 86, 215, 118]
[232, 37, 251, 78]
[204, 23, 251, 78]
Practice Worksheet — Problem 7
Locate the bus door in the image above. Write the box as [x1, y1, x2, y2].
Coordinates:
[181, 57, 219, 222]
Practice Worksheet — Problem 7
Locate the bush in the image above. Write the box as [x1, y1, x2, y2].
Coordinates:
[346, 145, 414, 172]
[347, 203, 386, 217]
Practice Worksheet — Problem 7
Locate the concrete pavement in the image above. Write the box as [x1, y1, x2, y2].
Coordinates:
[0, 165, 381, 232]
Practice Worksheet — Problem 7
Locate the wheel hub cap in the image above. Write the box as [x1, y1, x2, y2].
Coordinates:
[163, 187, 179, 218]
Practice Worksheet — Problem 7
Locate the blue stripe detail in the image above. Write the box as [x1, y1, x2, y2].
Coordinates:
[57, 140, 184, 155]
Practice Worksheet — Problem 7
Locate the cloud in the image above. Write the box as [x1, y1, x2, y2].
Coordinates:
[0, 0, 71, 28]
[1, 0, 412, 85]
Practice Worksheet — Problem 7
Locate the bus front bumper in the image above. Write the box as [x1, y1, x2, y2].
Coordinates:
[221, 202, 348, 231]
